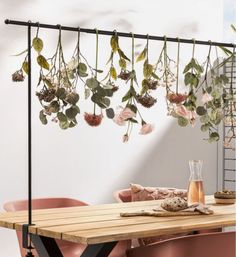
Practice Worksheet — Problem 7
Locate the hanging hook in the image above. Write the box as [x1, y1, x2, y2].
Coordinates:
[94, 28, 99, 78]
[76, 26, 81, 58]
[176, 37, 180, 93]
[130, 32, 135, 71]
[77, 26, 81, 46]
[146, 34, 149, 61]
[163, 35, 167, 47]
[176, 37, 180, 54]
[208, 40, 212, 50]
[208, 40, 212, 57]
[35, 22, 40, 37]
[77, 26, 81, 41]
[146, 34, 149, 46]
[192, 38, 196, 59]
[176, 37, 180, 45]
[94, 28, 99, 35]
[56, 24, 62, 36]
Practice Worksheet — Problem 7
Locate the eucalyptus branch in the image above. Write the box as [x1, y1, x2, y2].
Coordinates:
[196, 44, 212, 93]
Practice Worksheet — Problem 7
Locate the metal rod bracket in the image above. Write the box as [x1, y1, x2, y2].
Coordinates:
[22, 224, 35, 250]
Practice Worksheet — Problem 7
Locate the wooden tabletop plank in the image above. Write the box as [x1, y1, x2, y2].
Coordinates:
[0, 204, 159, 230]
[35, 211, 235, 240]
[0, 196, 235, 245]
[63, 214, 236, 244]
[0, 199, 164, 218]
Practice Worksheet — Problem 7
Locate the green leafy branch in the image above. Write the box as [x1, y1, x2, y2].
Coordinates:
[136, 36, 159, 100]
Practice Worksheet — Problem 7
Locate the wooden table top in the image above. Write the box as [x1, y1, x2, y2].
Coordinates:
[0, 196, 235, 244]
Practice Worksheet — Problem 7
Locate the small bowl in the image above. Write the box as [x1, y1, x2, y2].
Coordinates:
[214, 190, 236, 204]
[214, 198, 236, 204]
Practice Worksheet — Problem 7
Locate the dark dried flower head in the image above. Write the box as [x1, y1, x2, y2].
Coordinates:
[106, 81, 119, 92]
[36, 89, 56, 102]
[84, 112, 103, 127]
[112, 85, 119, 92]
[118, 70, 131, 81]
[167, 93, 187, 104]
[12, 70, 24, 82]
[36, 92, 44, 101]
[137, 94, 157, 108]
[147, 79, 158, 90]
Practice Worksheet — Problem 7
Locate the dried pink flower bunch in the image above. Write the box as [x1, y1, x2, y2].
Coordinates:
[167, 93, 187, 104]
[84, 113, 103, 127]
[139, 122, 154, 135]
[201, 93, 213, 104]
[174, 105, 196, 127]
[113, 107, 136, 126]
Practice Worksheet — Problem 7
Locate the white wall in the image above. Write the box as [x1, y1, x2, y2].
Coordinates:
[0, 0, 224, 256]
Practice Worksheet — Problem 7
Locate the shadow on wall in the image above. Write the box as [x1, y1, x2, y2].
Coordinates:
[106, 120, 218, 203]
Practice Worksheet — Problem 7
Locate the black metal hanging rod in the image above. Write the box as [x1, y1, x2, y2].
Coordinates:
[5, 19, 235, 48]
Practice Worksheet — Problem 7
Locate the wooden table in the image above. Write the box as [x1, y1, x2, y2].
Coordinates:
[0, 196, 235, 257]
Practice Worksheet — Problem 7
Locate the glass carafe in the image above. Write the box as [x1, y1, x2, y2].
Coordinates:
[187, 160, 205, 205]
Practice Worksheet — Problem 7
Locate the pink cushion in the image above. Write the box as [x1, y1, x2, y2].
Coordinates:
[130, 183, 189, 245]
[130, 183, 187, 202]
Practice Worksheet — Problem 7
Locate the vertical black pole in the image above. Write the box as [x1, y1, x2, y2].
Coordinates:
[28, 22, 32, 227]
[25, 22, 34, 257]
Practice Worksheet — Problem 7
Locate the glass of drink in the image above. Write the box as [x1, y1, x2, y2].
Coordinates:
[187, 160, 205, 205]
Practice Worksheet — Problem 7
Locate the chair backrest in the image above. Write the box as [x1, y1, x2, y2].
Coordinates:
[4, 197, 88, 212]
[4, 198, 88, 257]
[113, 189, 132, 203]
[126, 232, 236, 257]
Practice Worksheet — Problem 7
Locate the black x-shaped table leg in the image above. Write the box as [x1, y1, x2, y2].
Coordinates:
[31, 234, 118, 257]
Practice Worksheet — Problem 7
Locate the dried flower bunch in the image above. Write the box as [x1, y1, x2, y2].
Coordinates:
[113, 34, 154, 142]
[136, 35, 158, 108]
[35, 27, 81, 129]
[11, 27, 236, 146]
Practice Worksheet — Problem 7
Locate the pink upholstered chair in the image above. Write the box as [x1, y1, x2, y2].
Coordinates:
[113, 189, 132, 203]
[126, 231, 236, 257]
[4, 198, 131, 257]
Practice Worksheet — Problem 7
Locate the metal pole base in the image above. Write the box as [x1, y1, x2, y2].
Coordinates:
[31, 234, 63, 257]
[25, 252, 34, 257]
[81, 241, 118, 257]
